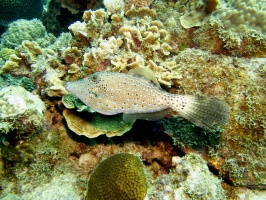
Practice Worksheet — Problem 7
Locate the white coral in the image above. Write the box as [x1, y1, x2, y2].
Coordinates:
[0, 86, 45, 119]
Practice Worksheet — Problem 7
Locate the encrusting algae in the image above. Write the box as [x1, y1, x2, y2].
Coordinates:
[66, 67, 230, 130]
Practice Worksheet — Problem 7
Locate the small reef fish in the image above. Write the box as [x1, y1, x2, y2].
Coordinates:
[65, 68, 230, 130]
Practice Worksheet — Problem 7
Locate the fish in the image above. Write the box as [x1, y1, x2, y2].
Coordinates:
[65, 67, 230, 130]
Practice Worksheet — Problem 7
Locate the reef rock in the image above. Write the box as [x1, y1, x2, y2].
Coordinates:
[0, 86, 45, 137]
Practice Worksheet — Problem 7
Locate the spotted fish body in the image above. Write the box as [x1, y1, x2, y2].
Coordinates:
[66, 70, 230, 130]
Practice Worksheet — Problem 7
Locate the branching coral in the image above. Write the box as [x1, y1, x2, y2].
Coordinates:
[191, 0, 266, 57]
[215, 0, 266, 33]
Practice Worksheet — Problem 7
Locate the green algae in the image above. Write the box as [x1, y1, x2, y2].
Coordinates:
[161, 116, 223, 149]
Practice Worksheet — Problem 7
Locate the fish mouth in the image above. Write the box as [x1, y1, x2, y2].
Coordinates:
[65, 82, 72, 92]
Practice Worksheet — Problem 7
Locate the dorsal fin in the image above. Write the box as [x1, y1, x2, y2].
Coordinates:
[128, 67, 161, 88]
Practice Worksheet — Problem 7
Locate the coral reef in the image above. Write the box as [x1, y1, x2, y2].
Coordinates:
[154, 0, 266, 57]
[193, 0, 266, 57]
[0, 0, 43, 27]
[69, 7, 182, 87]
[0, 48, 16, 60]
[63, 109, 134, 138]
[147, 153, 226, 199]
[0, 54, 26, 76]
[0, 74, 35, 91]
[0, 1, 265, 199]
[18, 173, 81, 200]
[87, 153, 147, 200]
[0, 19, 54, 49]
[57, 0, 101, 14]
[42, 0, 102, 36]
[124, 0, 155, 12]
[170, 48, 266, 187]
[1, 143, 35, 164]
[104, 0, 125, 13]
[179, 0, 207, 28]
[215, 0, 266, 33]
[0, 86, 45, 136]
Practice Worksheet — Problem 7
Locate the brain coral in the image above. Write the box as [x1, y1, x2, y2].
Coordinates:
[87, 153, 147, 200]
[0, 0, 43, 27]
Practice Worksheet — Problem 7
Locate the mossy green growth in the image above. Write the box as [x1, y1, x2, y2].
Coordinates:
[87, 153, 147, 200]
[0, 74, 35, 91]
[0, 19, 48, 49]
[161, 117, 223, 149]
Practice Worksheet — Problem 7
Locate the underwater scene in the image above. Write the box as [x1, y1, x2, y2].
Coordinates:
[0, 0, 265, 199]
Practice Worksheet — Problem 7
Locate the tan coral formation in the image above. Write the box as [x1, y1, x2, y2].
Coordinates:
[124, 0, 155, 12]
[103, 0, 125, 13]
[0, 54, 24, 75]
[156, 0, 266, 57]
[179, 0, 207, 28]
[22, 40, 42, 61]
[69, 7, 181, 87]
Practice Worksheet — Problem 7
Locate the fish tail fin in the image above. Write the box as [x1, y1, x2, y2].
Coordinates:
[168, 95, 230, 130]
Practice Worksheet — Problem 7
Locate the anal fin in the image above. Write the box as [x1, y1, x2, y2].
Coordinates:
[123, 109, 171, 123]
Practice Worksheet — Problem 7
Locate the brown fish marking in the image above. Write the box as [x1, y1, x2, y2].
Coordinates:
[65, 68, 230, 130]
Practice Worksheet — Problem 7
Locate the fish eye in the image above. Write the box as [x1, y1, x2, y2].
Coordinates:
[91, 74, 99, 82]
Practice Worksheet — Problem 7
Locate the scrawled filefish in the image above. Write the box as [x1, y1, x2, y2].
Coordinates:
[65, 68, 230, 130]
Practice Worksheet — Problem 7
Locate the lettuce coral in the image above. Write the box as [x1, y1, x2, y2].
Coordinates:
[63, 109, 134, 138]
[69, 7, 182, 87]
